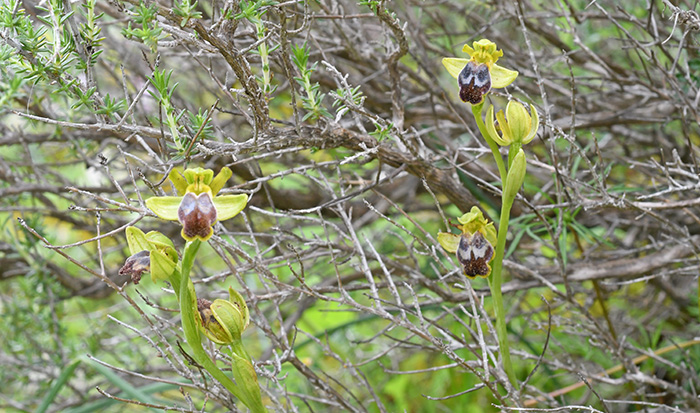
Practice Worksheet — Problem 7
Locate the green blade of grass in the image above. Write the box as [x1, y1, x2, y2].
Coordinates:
[35, 359, 81, 413]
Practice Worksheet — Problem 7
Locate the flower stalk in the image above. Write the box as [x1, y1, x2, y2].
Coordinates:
[441, 39, 538, 389]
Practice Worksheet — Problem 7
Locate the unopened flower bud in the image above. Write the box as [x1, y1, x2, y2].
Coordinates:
[485, 100, 539, 146]
[198, 287, 249, 345]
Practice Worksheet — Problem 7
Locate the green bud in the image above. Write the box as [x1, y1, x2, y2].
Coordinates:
[198, 287, 249, 345]
[503, 148, 527, 207]
[485, 100, 539, 146]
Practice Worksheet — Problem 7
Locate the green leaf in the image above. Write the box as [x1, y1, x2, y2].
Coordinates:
[35, 359, 80, 413]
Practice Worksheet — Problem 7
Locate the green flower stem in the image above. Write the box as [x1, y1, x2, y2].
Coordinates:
[488, 192, 516, 387]
[179, 240, 264, 412]
[472, 103, 517, 387]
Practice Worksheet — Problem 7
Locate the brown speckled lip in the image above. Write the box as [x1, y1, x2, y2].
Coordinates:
[458, 61, 491, 104]
[178, 192, 217, 240]
[456, 231, 494, 278]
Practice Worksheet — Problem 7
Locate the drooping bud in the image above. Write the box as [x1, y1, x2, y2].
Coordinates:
[119, 250, 151, 284]
[123, 227, 178, 283]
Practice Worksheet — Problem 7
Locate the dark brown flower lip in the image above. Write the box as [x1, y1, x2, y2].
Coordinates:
[178, 192, 217, 241]
[458, 61, 491, 104]
[456, 231, 494, 278]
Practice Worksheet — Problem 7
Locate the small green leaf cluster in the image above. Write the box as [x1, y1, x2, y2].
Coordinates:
[188, 108, 215, 142]
[369, 121, 394, 142]
[78, 0, 105, 67]
[234, 1, 279, 99]
[122, 3, 168, 53]
[331, 84, 364, 119]
[147, 68, 187, 152]
[292, 43, 331, 121]
[0, 0, 121, 117]
[174, 0, 202, 27]
[358, 0, 381, 13]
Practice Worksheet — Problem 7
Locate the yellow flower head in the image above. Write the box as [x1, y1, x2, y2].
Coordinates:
[146, 167, 248, 242]
[437, 206, 497, 278]
[442, 39, 518, 105]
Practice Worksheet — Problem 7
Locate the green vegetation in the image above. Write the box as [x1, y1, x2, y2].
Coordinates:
[1, 0, 700, 412]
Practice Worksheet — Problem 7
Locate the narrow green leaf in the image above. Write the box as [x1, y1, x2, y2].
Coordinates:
[35, 359, 80, 413]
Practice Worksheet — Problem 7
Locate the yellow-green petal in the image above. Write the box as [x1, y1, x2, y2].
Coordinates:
[442, 57, 469, 80]
[462, 43, 476, 56]
[482, 223, 498, 247]
[485, 105, 510, 146]
[213, 194, 249, 221]
[490, 64, 518, 88]
[146, 196, 183, 221]
[168, 169, 188, 195]
[457, 206, 479, 226]
[463, 39, 502, 66]
[125, 226, 150, 256]
[210, 167, 233, 196]
[506, 101, 531, 144]
[496, 110, 513, 145]
[184, 167, 214, 185]
[438, 232, 460, 253]
[522, 104, 539, 145]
